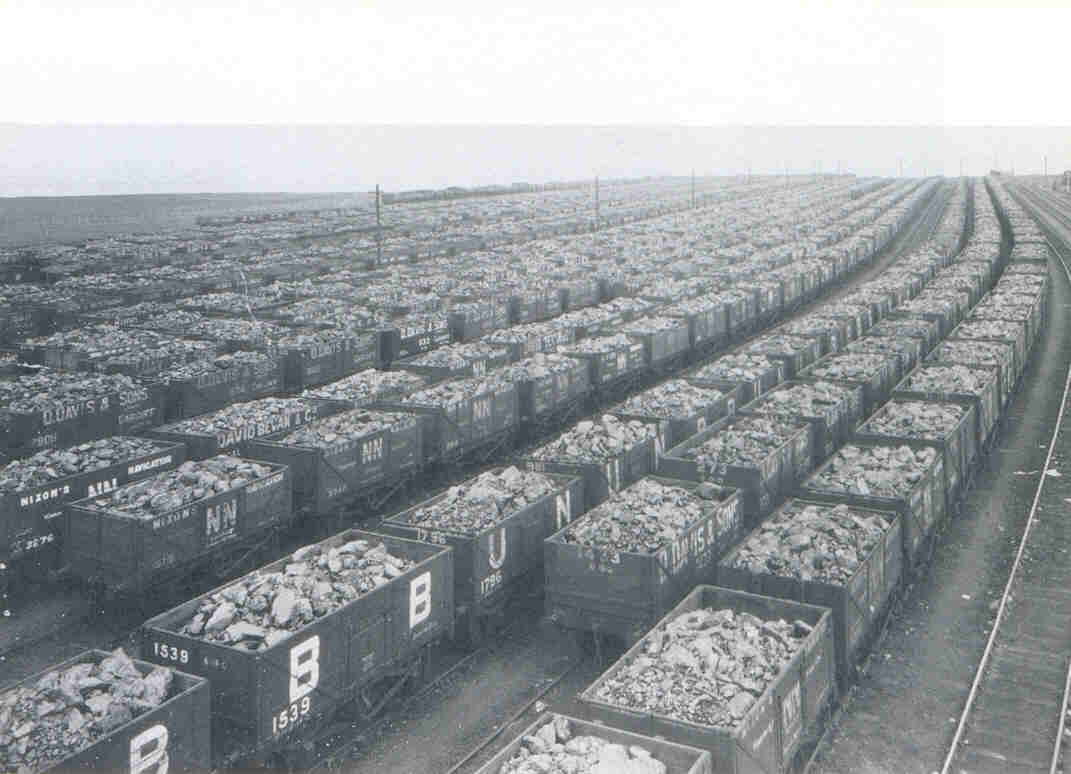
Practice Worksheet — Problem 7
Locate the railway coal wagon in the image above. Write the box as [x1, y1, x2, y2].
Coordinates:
[379, 465, 585, 642]
[140, 529, 453, 765]
[65, 455, 293, 594]
[544, 476, 743, 650]
[0, 648, 210, 774]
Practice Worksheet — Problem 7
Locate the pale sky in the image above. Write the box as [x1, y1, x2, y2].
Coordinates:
[4, 0, 1069, 126]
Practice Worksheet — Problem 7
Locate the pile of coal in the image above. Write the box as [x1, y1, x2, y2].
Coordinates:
[407, 374, 512, 407]
[870, 319, 936, 339]
[639, 278, 699, 301]
[902, 365, 991, 396]
[163, 397, 323, 435]
[817, 301, 870, 321]
[841, 288, 893, 308]
[80, 301, 179, 326]
[602, 297, 656, 317]
[185, 318, 293, 343]
[864, 277, 912, 297]
[563, 333, 635, 354]
[364, 288, 441, 314]
[683, 416, 804, 469]
[806, 352, 892, 381]
[178, 291, 289, 312]
[929, 340, 1009, 368]
[0, 371, 149, 414]
[591, 607, 808, 728]
[282, 299, 380, 329]
[972, 298, 1033, 321]
[556, 307, 617, 331]
[860, 400, 967, 439]
[276, 329, 366, 352]
[0, 437, 167, 493]
[742, 334, 813, 357]
[620, 316, 685, 334]
[781, 318, 841, 339]
[809, 444, 938, 498]
[177, 538, 414, 648]
[727, 501, 890, 583]
[710, 288, 756, 310]
[846, 337, 916, 362]
[497, 715, 668, 774]
[84, 456, 273, 517]
[406, 466, 557, 533]
[490, 321, 573, 349]
[278, 410, 417, 448]
[1003, 264, 1047, 276]
[22, 325, 216, 363]
[408, 341, 507, 368]
[613, 380, 725, 419]
[750, 382, 852, 417]
[138, 310, 208, 330]
[0, 649, 174, 772]
[690, 353, 779, 382]
[663, 296, 721, 315]
[560, 479, 724, 554]
[531, 415, 657, 464]
[900, 289, 966, 313]
[495, 353, 582, 382]
[155, 351, 277, 382]
[953, 319, 1021, 341]
[303, 369, 426, 403]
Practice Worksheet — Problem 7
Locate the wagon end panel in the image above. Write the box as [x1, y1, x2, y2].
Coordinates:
[140, 621, 259, 763]
[49, 654, 212, 774]
[543, 537, 659, 640]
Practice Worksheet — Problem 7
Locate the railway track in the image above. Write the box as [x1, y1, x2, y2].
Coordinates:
[938, 183, 1071, 774]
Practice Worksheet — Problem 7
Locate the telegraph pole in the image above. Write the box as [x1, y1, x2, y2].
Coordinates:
[375, 184, 382, 266]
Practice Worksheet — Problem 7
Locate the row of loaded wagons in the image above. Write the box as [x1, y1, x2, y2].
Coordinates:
[0, 178, 933, 467]
[11, 221, 1043, 773]
[7, 181, 1054, 774]
[0, 186, 937, 593]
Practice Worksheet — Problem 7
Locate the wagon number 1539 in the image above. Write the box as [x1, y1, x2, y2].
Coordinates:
[151, 643, 189, 665]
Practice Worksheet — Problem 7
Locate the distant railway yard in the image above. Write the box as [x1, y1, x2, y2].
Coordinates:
[2, 173, 1071, 774]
